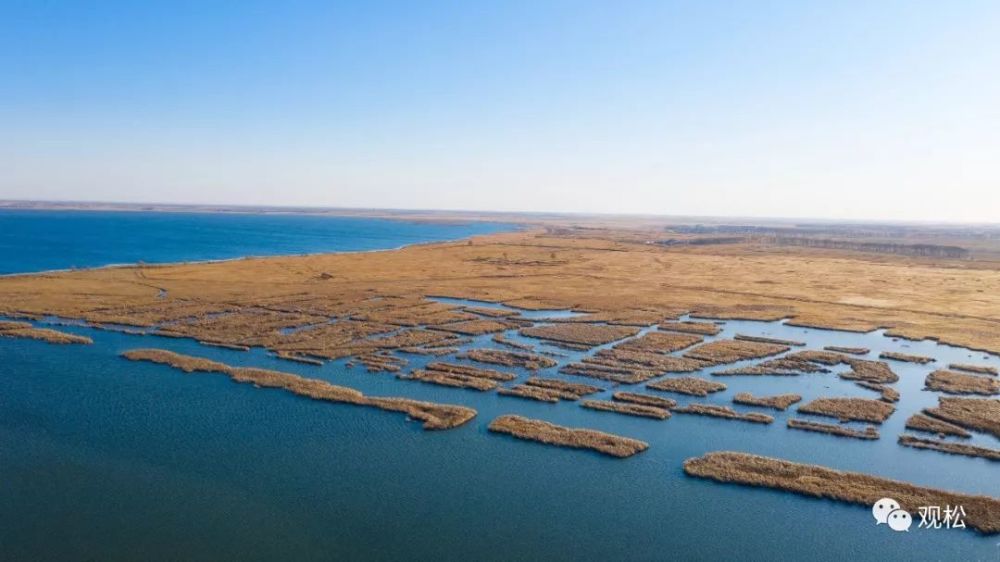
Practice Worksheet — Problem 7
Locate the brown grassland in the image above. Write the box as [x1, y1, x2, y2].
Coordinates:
[0, 320, 93, 345]
[3, 226, 1000, 357]
[798, 397, 896, 423]
[732, 392, 802, 410]
[683, 451, 1000, 534]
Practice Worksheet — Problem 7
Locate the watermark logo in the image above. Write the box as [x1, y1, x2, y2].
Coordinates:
[872, 498, 965, 533]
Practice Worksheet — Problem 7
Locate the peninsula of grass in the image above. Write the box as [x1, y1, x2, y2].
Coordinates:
[733, 392, 801, 411]
[880, 351, 935, 364]
[925, 369, 1000, 396]
[459, 348, 557, 370]
[581, 399, 671, 420]
[924, 397, 1000, 438]
[949, 363, 998, 376]
[672, 404, 773, 424]
[488, 414, 649, 458]
[0, 320, 92, 345]
[646, 376, 727, 397]
[122, 348, 476, 430]
[797, 397, 895, 423]
[904, 413, 971, 438]
[612, 391, 677, 409]
[898, 435, 1000, 462]
[683, 451, 1000, 534]
[786, 418, 879, 440]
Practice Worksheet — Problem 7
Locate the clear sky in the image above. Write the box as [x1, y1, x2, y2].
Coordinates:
[2, 1, 998, 222]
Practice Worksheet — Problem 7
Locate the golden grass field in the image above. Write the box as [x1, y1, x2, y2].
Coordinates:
[2, 226, 999, 356]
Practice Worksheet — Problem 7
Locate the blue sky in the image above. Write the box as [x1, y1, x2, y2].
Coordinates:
[2, 0, 998, 221]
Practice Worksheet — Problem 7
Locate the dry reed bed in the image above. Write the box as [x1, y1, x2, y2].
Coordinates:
[497, 385, 564, 403]
[854, 381, 900, 403]
[714, 355, 829, 376]
[904, 413, 971, 438]
[463, 306, 519, 318]
[840, 359, 899, 384]
[733, 392, 801, 411]
[399, 362, 515, 391]
[659, 321, 722, 336]
[121, 348, 476, 429]
[647, 376, 727, 397]
[925, 370, 1000, 396]
[519, 323, 641, 347]
[824, 346, 869, 355]
[613, 391, 677, 409]
[524, 377, 602, 396]
[924, 397, 1000, 438]
[683, 451, 1000, 534]
[950, 363, 998, 376]
[561, 349, 709, 384]
[614, 331, 703, 353]
[429, 319, 514, 335]
[787, 418, 879, 440]
[879, 351, 935, 364]
[734, 334, 805, 347]
[488, 414, 648, 458]
[491, 334, 534, 350]
[0, 320, 93, 345]
[898, 435, 1000, 461]
[458, 348, 557, 370]
[580, 400, 671, 420]
[798, 398, 896, 423]
[683, 339, 789, 365]
[672, 404, 773, 424]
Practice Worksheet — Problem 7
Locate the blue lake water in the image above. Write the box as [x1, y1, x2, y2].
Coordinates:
[0, 209, 512, 274]
[1, 213, 998, 561]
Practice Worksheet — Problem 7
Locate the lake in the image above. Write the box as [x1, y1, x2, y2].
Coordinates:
[1, 212, 998, 561]
[0, 209, 512, 274]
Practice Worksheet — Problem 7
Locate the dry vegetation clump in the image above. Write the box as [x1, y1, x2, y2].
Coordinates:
[519, 323, 641, 347]
[399, 362, 515, 391]
[854, 381, 900, 403]
[274, 351, 324, 366]
[463, 306, 519, 318]
[646, 376, 727, 397]
[880, 351, 935, 364]
[524, 377, 601, 397]
[904, 413, 971, 438]
[898, 435, 1000, 461]
[787, 418, 879, 439]
[497, 385, 563, 403]
[733, 392, 801, 411]
[560, 349, 710, 384]
[672, 404, 773, 424]
[121, 348, 476, 429]
[659, 321, 722, 336]
[683, 339, 789, 365]
[614, 331, 703, 353]
[824, 346, 869, 355]
[429, 319, 514, 335]
[839, 359, 899, 384]
[580, 400, 671, 420]
[401, 369, 497, 391]
[924, 397, 1000, 438]
[925, 370, 1000, 396]
[459, 348, 557, 370]
[949, 363, 998, 376]
[612, 391, 677, 409]
[491, 334, 534, 350]
[714, 355, 829, 376]
[798, 398, 896, 424]
[788, 350, 850, 365]
[398, 346, 458, 356]
[0, 320, 92, 345]
[682, 451, 1000, 534]
[488, 414, 649, 458]
[356, 351, 407, 373]
[734, 334, 805, 347]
